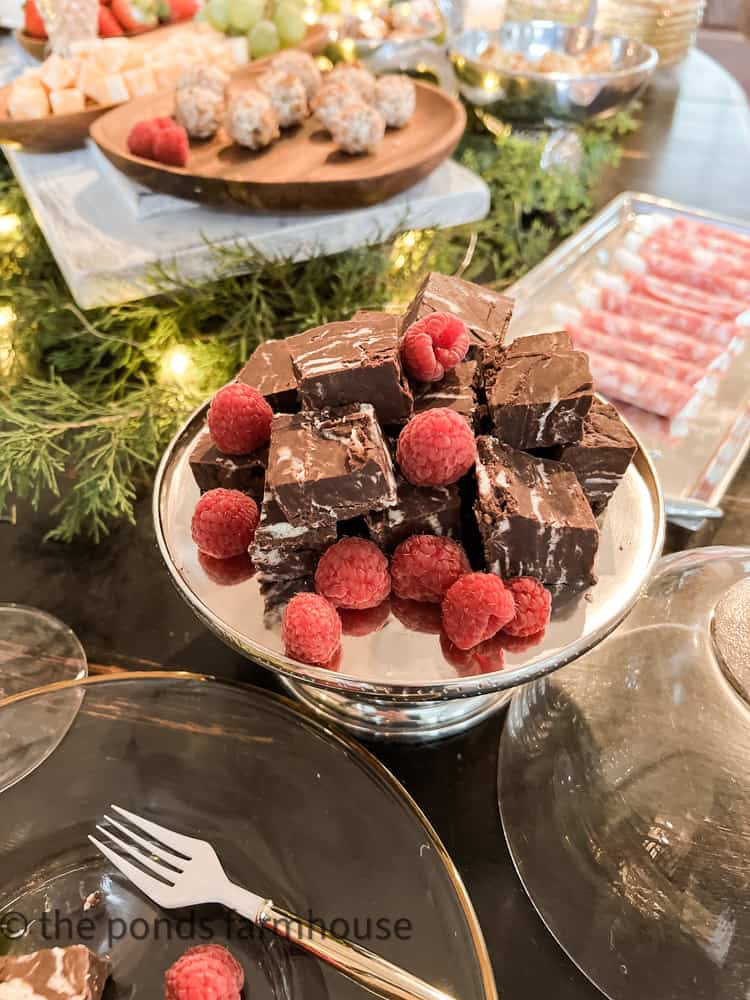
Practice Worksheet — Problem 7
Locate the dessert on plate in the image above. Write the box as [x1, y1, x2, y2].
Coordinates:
[185, 270, 638, 668]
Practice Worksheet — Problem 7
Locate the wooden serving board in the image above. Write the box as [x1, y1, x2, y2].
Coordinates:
[14, 20, 327, 62]
[90, 77, 467, 211]
[2, 24, 328, 152]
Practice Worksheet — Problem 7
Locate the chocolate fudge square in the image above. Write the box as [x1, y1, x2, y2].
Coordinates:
[365, 476, 461, 551]
[268, 404, 397, 525]
[557, 398, 637, 516]
[402, 272, 514, 360]
[412, 361, 478, 426]
[483, 331, 593, 449]
[289, 314, 413, 426]
[237, 338, 298, 411]
[251, 489, 336, 578]
[189, 433, 268, 501]
[474, 436, 599, 587]
[0, 946, 111, 1000]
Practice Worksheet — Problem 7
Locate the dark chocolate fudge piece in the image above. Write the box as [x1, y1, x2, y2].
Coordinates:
[189, 433, 267, 501]
[0, 946, 111, 999]
[557, 398, 637, 515]
[402, 272, 514, 360]
[365, 476, 461, 551]
[473, 436, 599, 587]
[251, 489, 336, 578]
[412, 361, 477, 425]
[267, 404, 397, 525]
[237, 338, 298, 411]
[483, 331, 593, 449]
[289, 314, 413, 425]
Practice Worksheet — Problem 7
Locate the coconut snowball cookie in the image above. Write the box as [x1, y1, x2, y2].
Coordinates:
[176, 64, 230, 100]
[327, 63, 376, 104]
[270, 50, 322, 101]
[373, 74, 416, 128]
[258, 70, 308, 128]
[330, 101, 385, 154]
[311, 79, 359, 131]
[224, 91, 280, 150]
[175, 85, 225, 140]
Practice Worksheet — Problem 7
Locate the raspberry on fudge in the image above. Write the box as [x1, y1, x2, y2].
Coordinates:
[208, 382, 273, 455]
[396, 407, 476, 487]
[315, 537, 391, 610]
[441, 572, 515, 650]
[401, 312, 470, 382]
[502, 577, 552, 636]
[391, 535, 470, 603]
[282, 592, 342, 666]
[191, 488, 259, 560]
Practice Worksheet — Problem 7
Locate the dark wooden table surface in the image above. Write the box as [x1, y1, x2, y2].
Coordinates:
[2, 49, 749, 1000]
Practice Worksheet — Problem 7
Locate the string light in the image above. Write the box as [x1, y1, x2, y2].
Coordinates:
[0, 214, 20, 238]
[159, 345, 194, 385]
[0, 307, 15, 377]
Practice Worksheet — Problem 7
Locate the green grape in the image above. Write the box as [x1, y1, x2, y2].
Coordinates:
[248, 18, 281, 56]
[205, 0, 231, 31]
[229, 0, 265, 32]
[274, 0, 305, 44]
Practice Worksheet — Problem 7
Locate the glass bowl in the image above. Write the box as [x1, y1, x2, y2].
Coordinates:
[499, 546, 750, 1000]
[0, 673, 496, 999]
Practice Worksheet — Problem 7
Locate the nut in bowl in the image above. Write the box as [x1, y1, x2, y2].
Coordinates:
[450, 20, 659, 124]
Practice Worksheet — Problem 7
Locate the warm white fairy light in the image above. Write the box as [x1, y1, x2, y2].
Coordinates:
[0, 215, 20, 238]
[0, 307, 15, 376]
[159, 345, 194, 386]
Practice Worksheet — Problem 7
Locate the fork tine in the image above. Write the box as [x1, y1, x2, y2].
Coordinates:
[104, 816, 185, 869]
[111, 805, 197, 858]
[89, 835, 175, 901]
[95, 824, 179, 881]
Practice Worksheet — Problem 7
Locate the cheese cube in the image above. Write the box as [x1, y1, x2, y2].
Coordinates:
[49, 87, 85, 114]
[93, 39, 130, 73]
[76, 59, 104, 101]
[123, 66, 157, 98]
[40, 53, 77, 92]
[90, 73, 130, 106]
[8, 86, 50, 119]
[225, 36, 249, 65]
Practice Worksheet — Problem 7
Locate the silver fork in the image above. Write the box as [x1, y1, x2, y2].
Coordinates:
[90, 805, 455, 1000]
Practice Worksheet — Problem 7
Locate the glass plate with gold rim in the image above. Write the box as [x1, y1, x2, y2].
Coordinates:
[0, 673, 496, 999]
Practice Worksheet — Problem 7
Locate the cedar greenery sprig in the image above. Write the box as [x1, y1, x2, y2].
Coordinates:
[0, 105, 639, 541]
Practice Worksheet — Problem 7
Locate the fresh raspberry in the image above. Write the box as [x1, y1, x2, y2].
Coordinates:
[390, 595, 442, 633]
[339, 598, 390, 636]
[497, 629, 546, 654]
[315, 537, 391, 610]
[401, 312, 470, 382]
[152, 123, 190, 167]
[128, 119, 184, 161]
[198, 551, 256, 586]
[391, 535, 470, 603]
[191, 489, 259, 559]
[441, 572, 515, 650]
[396, 408, 476, 487]
[502, 577, 552, 636]
[165, 944, 243, 1000]
[207, 383, 273, 455]
[440, 632, 505, 675]
[282, 592, 342, 666]
[127, 120, 160, 159]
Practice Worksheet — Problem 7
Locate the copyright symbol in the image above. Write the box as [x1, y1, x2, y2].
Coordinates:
[0, 911, 28, 939]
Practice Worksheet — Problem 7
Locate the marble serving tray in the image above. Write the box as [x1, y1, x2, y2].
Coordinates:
[0, 33, 489, 308]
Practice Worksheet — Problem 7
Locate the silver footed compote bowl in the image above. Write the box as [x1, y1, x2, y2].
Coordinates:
[153, 402, 663, 743]
[499, 546, 750, 1000]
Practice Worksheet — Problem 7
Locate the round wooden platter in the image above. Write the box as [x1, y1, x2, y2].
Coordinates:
[1, 24, 328, 153]
[90, 77, 467, 211]
[14, 20, 327, 61]
[0, 88, 115, 151]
